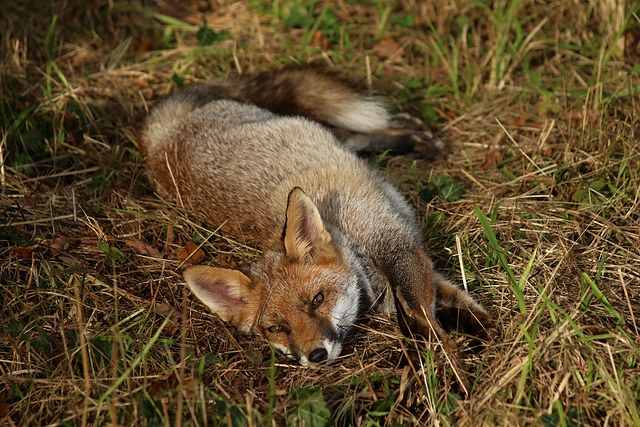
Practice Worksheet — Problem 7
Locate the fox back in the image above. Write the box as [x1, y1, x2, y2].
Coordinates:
[140, 69, 493, 371]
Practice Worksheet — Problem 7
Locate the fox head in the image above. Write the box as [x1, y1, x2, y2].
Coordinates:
[182, 188, 362, 366]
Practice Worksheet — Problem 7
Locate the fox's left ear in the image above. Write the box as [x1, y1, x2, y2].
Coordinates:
[284, 187, 335, 262]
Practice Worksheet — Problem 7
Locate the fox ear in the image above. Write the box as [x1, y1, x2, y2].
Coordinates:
[284, 187, 334, 262]
[182, 266, 255, 328]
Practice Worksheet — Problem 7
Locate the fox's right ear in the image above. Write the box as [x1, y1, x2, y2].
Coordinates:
[182, 266, 255, 329]
[284, 187, 335, 263]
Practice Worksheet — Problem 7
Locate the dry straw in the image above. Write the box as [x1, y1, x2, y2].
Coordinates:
[1, 0, 638, 425]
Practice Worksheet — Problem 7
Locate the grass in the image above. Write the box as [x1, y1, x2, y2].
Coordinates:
[1, 0, 639, 425]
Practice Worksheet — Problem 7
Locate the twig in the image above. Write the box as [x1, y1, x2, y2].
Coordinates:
[71, 275, 91, 427]
[19, 166, 100, 183]
[619, 268, 639, 336]
[9, 214, 75, 226]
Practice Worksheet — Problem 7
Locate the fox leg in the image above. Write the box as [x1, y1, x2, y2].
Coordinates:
[382, 247, 475, 393]
[434, 274, 496, 342]
[393, 285, 472, 395]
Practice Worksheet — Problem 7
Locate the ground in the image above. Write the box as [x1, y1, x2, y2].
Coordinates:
[1, 0, 639, 425]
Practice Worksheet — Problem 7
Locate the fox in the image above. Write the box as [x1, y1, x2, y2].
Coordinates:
[139, 68, 493, 380]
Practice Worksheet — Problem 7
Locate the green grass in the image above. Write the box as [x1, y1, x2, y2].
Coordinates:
[1, 0, 639, 425]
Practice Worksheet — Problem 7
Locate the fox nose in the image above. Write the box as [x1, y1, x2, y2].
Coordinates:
[308, 347, 328, 363]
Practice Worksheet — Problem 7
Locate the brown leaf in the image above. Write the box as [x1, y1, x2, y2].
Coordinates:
[372, 38, 404, 60]
[192, 2, 212, 13]
[624, 29, 640, 62]
[147, 371, 197, 397]
[78, 237, 99, 247]
[132, 77, 150, 88]
[155, 302, 180, 334]
[49, 235, 71, 254]
[310, 30, 332, 50]
[220, 255, 244, 269]
[480, 151, 503, 171]
[11, 246, 39, 261]
[176, 241, 205, 265]
[509, 116, 527, 127]
[148, 372, 178, 396]
[141, 87, 155, 100]
[165, 226, 175, 251]
[567, 109, 601, 126]
[0, 393, 8, 417]
[133, 37, 157, 54]
[125, 238, 162, 258]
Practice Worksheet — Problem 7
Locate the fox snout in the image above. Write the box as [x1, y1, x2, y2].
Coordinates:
[294, 338, 344, 367]
[266, 322, 346, 367]
[296, 346, 331, 366]
[308, 347, 328, 363]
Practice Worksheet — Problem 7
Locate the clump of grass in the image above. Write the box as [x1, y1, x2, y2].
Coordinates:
[1, 0, 639, 425]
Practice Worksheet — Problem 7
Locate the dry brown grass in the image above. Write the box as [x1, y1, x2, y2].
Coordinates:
[1, 0, 639, 425]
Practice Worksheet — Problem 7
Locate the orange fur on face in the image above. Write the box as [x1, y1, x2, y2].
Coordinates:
[184, 251, 360, 365]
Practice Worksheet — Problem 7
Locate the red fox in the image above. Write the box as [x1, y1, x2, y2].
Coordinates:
[140, 68, 493, 375]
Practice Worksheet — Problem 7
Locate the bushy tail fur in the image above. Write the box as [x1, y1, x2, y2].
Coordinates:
[141, 67, 446, 159]
[145, 68, 389, 135]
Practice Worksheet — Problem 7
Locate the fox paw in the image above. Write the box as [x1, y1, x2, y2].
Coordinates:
[388, 113, 429, 132]
[384, 113, 445, 158]
[335, 113, 445, 158]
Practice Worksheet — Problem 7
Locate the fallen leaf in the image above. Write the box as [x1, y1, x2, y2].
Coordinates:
[155, 302, 180, 334]
[125, 238, 162, 258]
[165, 226, 175, 253]
[148, 372, 178, 396]
[480, 151, 503, 171]
[78, 237, 100, 247]
[372, 38, 404, 60]
[220, 255, 244, 269]
[509, 116, 527, 127]
[141, 87, 155, 100]
[176, 242, 205, 265]
[132, 77, 150, 88]
[147, 371, 197, 397]
[624, 29, 640, 62]
[567, 109, 601, 126]
[192, 1, 211, 13]
[49, 235, 71, 254]
[133, 37, 157, 54]
[11, 246, 39, 261]
[58, 255, 83, 271]
[0, 393, 8, 417]
[310, 30, 332, 50]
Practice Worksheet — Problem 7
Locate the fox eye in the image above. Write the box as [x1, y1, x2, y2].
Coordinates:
[267, 325, 282, 334]
[311, 291, 324, 310]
